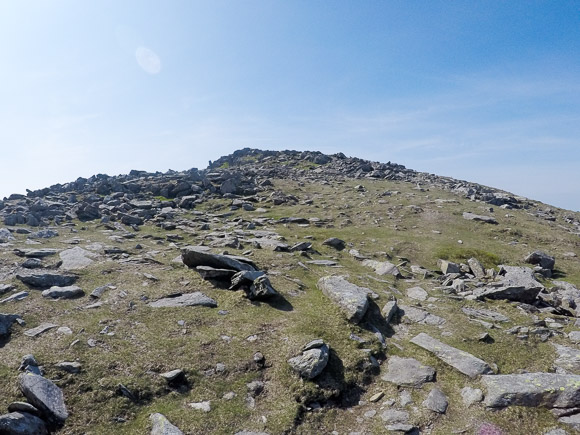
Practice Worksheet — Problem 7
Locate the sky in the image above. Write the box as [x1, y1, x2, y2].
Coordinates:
[1, 1, 579, 210]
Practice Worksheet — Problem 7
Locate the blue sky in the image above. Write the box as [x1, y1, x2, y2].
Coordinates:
[1, 1, 579, 210]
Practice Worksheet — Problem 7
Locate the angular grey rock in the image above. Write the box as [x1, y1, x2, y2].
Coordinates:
[59, 247, 96, 270]
[322, 237, 346, 250]
[422, 388, 448, 413]
[55, 361, 82, 374]
[0, 412, 48, 435]
[90, 284, 113, 299]
[382, 300, 398, 324]
[482, 373, 580, 408]
[479, 266, 544, 303]
[399, 305, 445, 326]
[554, 344, 580, 374]
[29, 229, 59, 239]
[0, 228, 14, 242]
[317, 276, 370, 323]
[24, 323, 58, 337]
[21, 258, 43, 269]
[0, 284, 14, 295]
[462, 212, 498, 224]
[42, 285, 85, 299]
[148, 292, 217, 308]
[7, 402, 40, 416]
[559, 414, 580, 431]
[541, 281, 580, 317]
[525, 250, 556, 270]
[467, 257, 486, 278]
[406, 286, 428, 301]
[288, 342, 330, 379]
[19, 373, 68, 423]
[380, 409, 409, 424]
[0, 291, 29, 305]
[0, 313, 21, 338]
[247, 275, 278, 300]
[362, 259, 401, 277]
[381, 356, 436, 387]
[16, 273, 78, 289]
[437, 259, 460, 274]
[181, 246, 257, 272]
[160, 369, 184, 382]
[150, 412, 184, 435]
[410, 332, 493, 378]
[230, 270, 266, 289]
[461, 386, 483, 406]
[461, 307, 509, 322]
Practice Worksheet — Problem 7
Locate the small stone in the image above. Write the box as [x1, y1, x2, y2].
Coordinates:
[422, 388, 448, 413]
[188, 401, 211, 412]
[150, 412, 183, 435]
[160, 369, 184, 382]
[223, 392, 236, 400]
[369, 392, 384, 403]
[55, 361, 81, 374]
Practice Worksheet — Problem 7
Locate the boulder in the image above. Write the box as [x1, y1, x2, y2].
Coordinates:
[467, 257, 486, 278]
[19, 373, 68, 423]
[42, 285, 85, 300]
[288, 340, 330, 379]
[247, 275, 278, 300]
[422, 388, 448, 413]
[406, 286, 428, 301]
[16, 273, 78, 289]
[482, 373, 580, 408]
[437, 259, 460, 274]
[399, 305, 445, 326]
[362, 259, 401, 277]
[478, 266, 544, 303]
[410, 333, 493, 378]
[553, 344, 580, 374]
[525, 251, 556, 270]
[59, 247, 96, 270]
[381, 356, 436, 387]
[317, 276, 370, 323]
[181, 246, 257, 272]
[150, 412, 183, 435]
[540, 281, 580, 316]
[148, 292, 217, 308]
[0, 412, 48, 435]
[0, 228, 14, 243]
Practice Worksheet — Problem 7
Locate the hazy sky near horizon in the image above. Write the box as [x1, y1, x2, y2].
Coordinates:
[1, 1, 579, 210]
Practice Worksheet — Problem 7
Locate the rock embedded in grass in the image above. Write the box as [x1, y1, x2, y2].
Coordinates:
[317, 276, 370, 323]
[19, 373, 68, 424]
[288, 340, 330, 379]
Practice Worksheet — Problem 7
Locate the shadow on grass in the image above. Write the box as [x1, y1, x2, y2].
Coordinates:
[251, 293, 294, 312]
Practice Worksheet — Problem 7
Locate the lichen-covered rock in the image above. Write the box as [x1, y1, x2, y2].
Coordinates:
[317, 276, 370, 323]
[19, 373, 68, 423]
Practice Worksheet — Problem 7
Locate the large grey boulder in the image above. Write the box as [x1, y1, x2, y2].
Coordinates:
[16, 273, 78, 289]
[0, 412, 48, 435]
[247, 275, 278, 300]
[362, 259, 401, 277]
[467, 257, 486, 279]
[553, 344, 580, 374]
[482, 373, 580, 408]
[19, 373, 68, 423]
[181, 246, 257, 272]
[410, 333, 493, 378]
[0, 313, 21, 338]
[381, 356, 436, 388]
[59, 247, 96, 270]
[150, 412, 183, 435]
[42, 285, 85, 300]
[317, 276, 370, 323]
[148, 292, 217, 308]
[438, 259, 460, 275]
[288, 340, 330, 379]
[525, 250, 556, 270]
[478, 266, 544, 303]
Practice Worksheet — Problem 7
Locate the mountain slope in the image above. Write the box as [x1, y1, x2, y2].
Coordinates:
[0, 148, 580, 434]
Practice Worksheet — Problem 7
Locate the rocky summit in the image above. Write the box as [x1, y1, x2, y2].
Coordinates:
[0, 148, 580, 434]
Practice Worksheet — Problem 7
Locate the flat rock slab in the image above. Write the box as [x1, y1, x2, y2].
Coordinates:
[14, 248, 59, 258]
[42, 285, 85, 300]
[0, 291, 29, 304]
[196, 266, 237, 281]
[462, 212, 498, 224]
[182, 246, 257, 272]
[317, 276, 370, 323]
[554, 344, 580, 374]
[148, 292, 217, 308]
[24, 323, 58, 337]
[399, 305, 446, 326]
[16, 273, 78, 289]
[306, 260, 339, 267]
[482, 373, 580, 408]
[406, 286, 428, 301]
[150, 412, 184, 435]
[19, 373, 68, 423]
[59, 247, 96, 270]
[410, 332, 493, 378]
[381, 356, 436, 387]
[0, 412, 48, 435]
[461, 307, 509, 322]
[362, 259, 401, 277]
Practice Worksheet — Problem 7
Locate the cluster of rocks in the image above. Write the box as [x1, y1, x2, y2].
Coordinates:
[1, 148, 544, 232]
